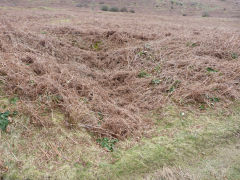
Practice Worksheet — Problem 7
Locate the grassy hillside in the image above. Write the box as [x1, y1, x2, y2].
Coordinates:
[0, 0, 240, 17]
[0, 2, 240, 180]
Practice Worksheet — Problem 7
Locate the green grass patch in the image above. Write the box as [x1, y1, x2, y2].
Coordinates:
[151, 79, 161, 85]
[138, 71, 150, 78]
[96, 137, 118, 152]
[93, 104, 240, 179]
[0, 111, 9, 131]
[2, 94, 240, 179]
[206, 67, 218, 72]
[231, 53, 239, 59]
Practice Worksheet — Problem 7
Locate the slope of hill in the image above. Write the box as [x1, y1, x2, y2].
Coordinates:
[0, 1, 240, 180]
[0, 0, 240, 17]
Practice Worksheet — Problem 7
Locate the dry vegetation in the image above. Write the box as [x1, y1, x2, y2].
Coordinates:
[0, 2, 240, 179]
[0, 8, 239, 138]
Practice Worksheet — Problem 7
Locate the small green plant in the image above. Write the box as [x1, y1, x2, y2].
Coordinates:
[52, 95, 63, 104]
[101, 5, 109, 11]
[40, 31, 47, 34]
[109, 7, 119, 12]
[202, 11, 210, 17]
[151, 79, 161, 85]
[79, 97, 88, 103]
[168, 80, 181, 93]
[98, 112, 104, 121]
[12, 111, 18, 116]
[96, 137, 118, 152]
[9, 97, 19, 105]
[138, 50, 148, 56]
[186, 42, 199, 47]
[191, 42, 199, 47]
[120, 7, 128, 12]
[97, 112, 104, 125]
[199, 104, 206, 110]
[231, 53, 239, 59]
[206, 67, 218, 72]
[209, 97, 220, 103]
[0, 111, 10, 131]
[154, 65, 162, 72]
[138, 71, 150, 78]
[91, 41, 101, 51]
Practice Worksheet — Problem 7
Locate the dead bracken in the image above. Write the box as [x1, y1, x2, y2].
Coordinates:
[0, 9, 240, 139]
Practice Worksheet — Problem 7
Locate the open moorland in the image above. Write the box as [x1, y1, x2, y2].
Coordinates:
[0, 0, 240, 179]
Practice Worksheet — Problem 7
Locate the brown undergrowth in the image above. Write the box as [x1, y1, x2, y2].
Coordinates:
[0, 11, 239, 138]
